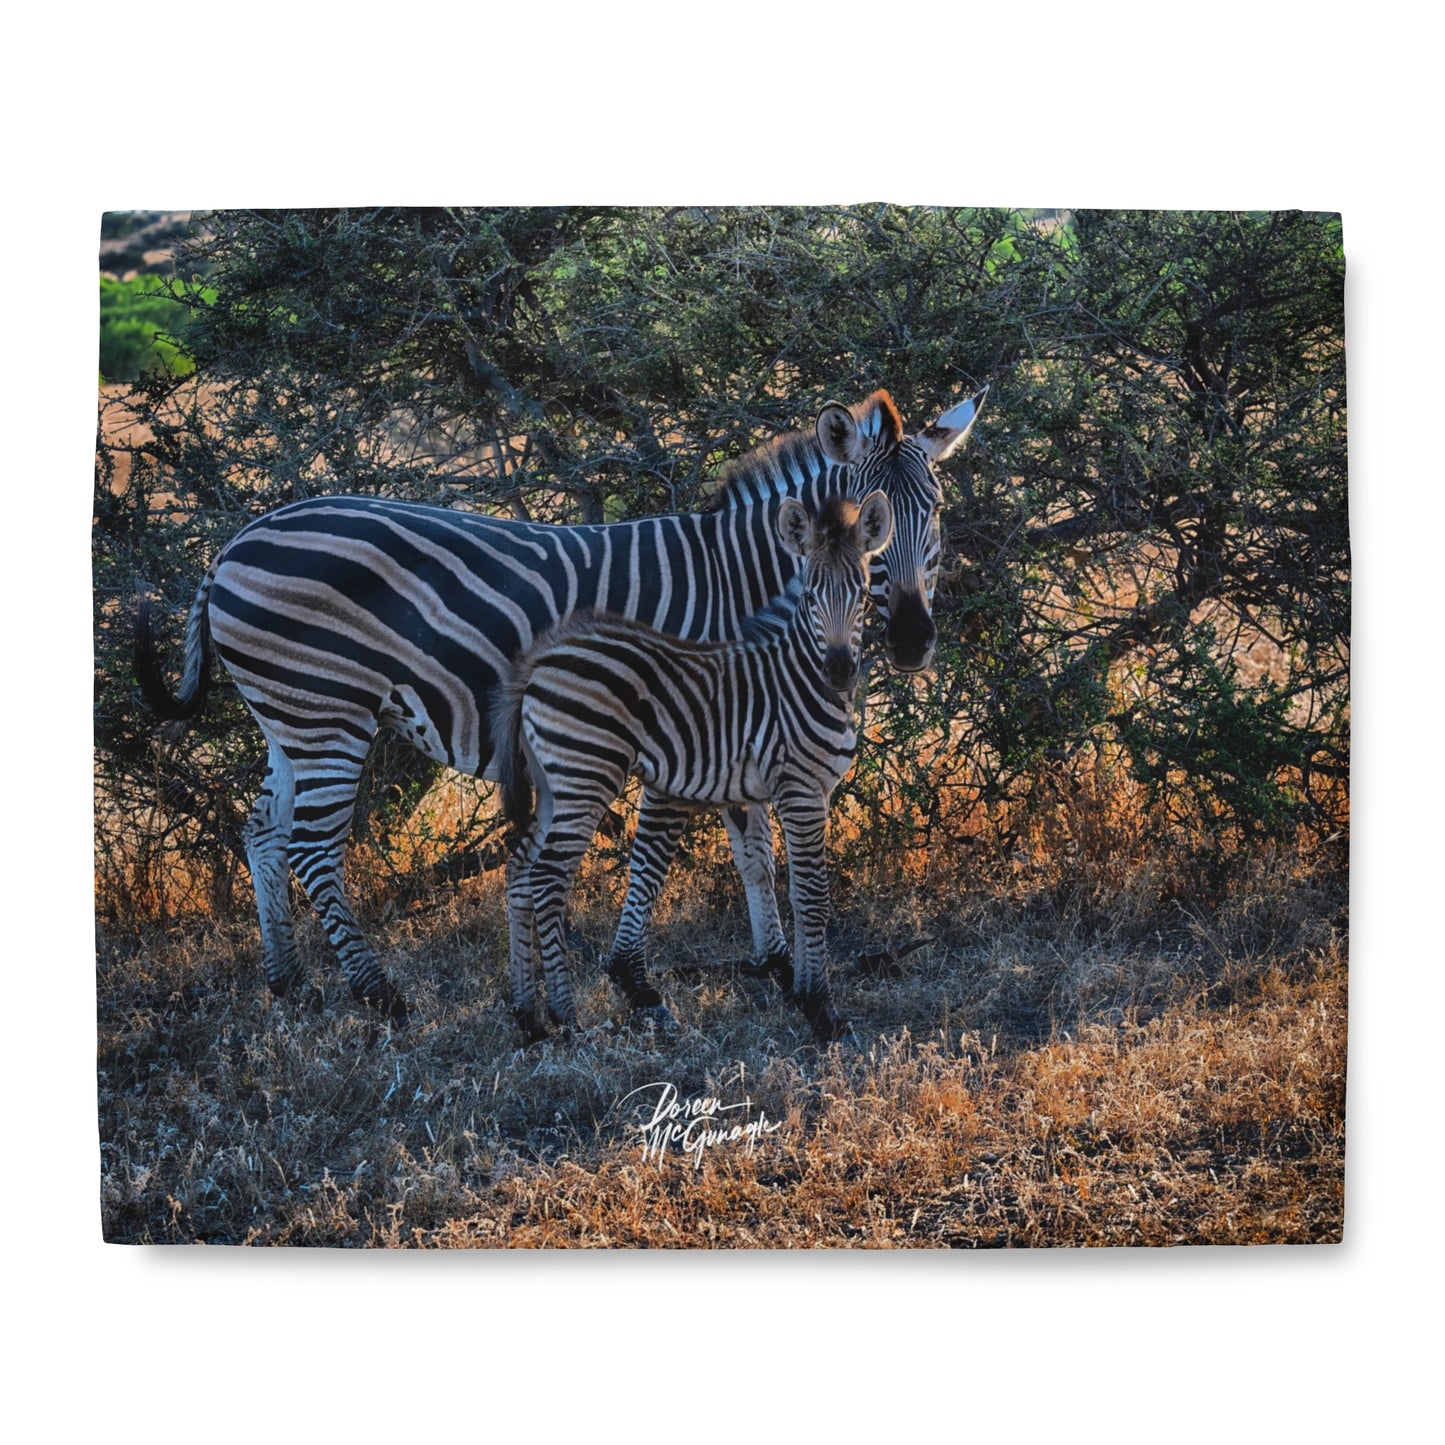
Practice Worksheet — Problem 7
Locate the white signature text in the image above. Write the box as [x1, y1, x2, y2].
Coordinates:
[620, 1081, 783, 1168]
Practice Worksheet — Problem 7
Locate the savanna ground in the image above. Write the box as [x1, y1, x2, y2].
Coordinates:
[98, 773, 1346, 1247]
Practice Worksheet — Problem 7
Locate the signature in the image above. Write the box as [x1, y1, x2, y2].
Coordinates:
[620, 1081, 783, 1169]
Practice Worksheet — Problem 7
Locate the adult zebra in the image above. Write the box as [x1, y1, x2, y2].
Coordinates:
[136, 387, 986, 1021]
[495, 491, 895, 1042]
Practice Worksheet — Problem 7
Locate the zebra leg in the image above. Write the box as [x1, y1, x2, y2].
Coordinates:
[244, 744, 303, 997]
[723, 805, 793, 990]
[604, 790, 683, 1017]
[529, 806, 608, 1032]
[774, 791, 845, 1041]
[505, 822, 549, 1044]
[286, 758, 410, 1023]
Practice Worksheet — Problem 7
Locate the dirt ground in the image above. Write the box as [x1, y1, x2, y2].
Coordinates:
[97, 829, 1346, 1247]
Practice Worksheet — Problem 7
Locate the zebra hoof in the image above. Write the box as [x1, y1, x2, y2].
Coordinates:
[633, 1001, 678, 1034]
[793, 991, 846, 1042]
[357, 981, 411, 1025]
[604, 953, 656, 1006]
[612, 976, 666, 1011]
[513, 1007, 551, 1047]
[741, 951, 794, 991]
[545, 1002, 579, 1032]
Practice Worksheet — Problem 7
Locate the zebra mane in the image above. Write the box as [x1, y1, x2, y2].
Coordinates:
[700, 428, 824, 514]
[701, 390, 901, 513]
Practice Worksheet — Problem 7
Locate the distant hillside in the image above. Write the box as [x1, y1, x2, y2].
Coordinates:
[100, 211, 191, 279]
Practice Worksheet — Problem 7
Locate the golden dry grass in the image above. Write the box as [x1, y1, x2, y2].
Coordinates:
[97, 802, 1346, 1248]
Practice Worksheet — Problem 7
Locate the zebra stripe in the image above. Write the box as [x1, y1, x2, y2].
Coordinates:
[494, 492, 895, 1042]
[136, 389, 986, 1020]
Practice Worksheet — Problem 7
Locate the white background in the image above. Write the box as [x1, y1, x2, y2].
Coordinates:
[2, 2, 1438, 1438]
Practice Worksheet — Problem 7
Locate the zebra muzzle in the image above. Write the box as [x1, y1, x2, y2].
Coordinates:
[884, 590, 937, 671]
[823, 647, 859, 693]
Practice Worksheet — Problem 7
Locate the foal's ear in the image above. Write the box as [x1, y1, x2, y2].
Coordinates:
[777, 497, 812, 557]
[857, 490, 894, 556]
[917, 386, 988, 462]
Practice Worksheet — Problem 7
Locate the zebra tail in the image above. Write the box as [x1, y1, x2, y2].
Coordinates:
[135, 565, 216, 722]
[489, 659, 535, 836]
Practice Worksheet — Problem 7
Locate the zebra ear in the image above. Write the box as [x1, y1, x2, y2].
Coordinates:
[777, 497, 812, 557]
[857, 490, 894, 556]
[816, 402, 866, 466]
[917, 385, 988, 462]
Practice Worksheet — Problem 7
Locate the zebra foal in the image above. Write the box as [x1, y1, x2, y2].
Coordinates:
[493, 491, 894, 1042]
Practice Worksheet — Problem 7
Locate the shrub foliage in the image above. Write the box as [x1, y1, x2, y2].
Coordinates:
[94, 207, 1348, 923]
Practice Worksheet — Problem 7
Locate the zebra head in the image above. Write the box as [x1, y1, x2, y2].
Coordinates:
[777, 490, 895, 695]
[815, 387, 988, 672]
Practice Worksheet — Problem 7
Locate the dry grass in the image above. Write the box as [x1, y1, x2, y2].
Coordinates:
[97, 807, 1346, 1248]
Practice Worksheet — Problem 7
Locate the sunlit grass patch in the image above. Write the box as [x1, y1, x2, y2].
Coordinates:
[98, 841, 1345, 1247]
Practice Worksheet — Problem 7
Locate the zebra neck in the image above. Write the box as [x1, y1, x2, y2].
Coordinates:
[695, 463, 849, 624]
[769, 606, 856, 715]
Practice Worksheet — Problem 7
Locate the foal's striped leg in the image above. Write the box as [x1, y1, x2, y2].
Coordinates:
[723, 805, 793, 988]
[505, 822, 547, 1043]
[606, 789, 684, 1015]
[608, 798, 790, 1000]
[529, 802, 611, 1032]
[774, 788, 843, 1040]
